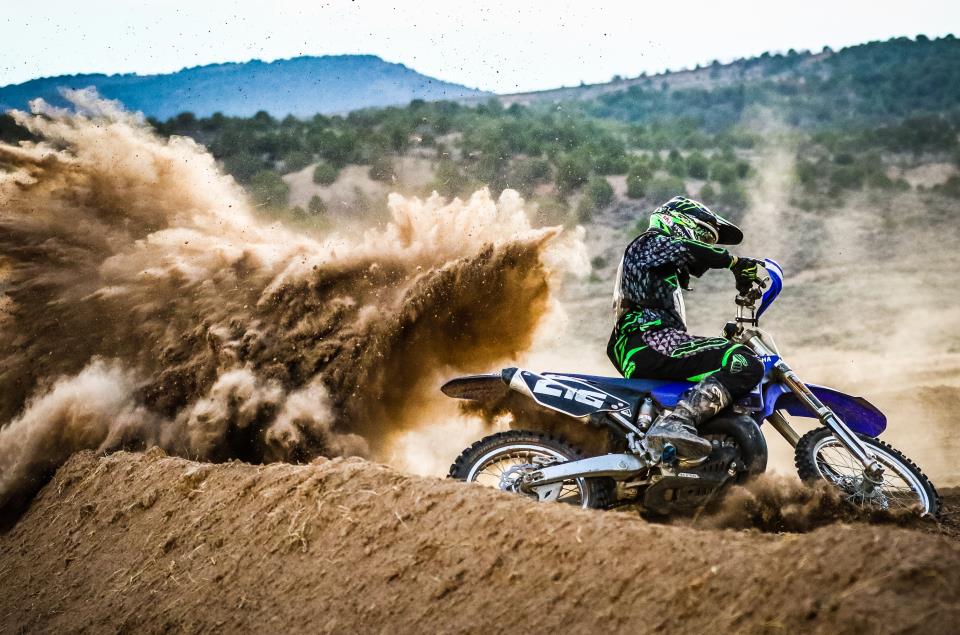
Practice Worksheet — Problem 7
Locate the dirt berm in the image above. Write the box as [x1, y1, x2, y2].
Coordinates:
[2, 451, 959, 634]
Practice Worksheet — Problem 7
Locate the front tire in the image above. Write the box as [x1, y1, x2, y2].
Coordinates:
[795, 427, 940, 517]
[448, 430, 611, 509]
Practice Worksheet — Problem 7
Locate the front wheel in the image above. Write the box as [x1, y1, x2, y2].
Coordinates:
[448, 430, 611, 509]
[795, 427, 940, 517]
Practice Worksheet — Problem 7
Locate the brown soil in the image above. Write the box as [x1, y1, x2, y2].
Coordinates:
[2, 451, 959, 634]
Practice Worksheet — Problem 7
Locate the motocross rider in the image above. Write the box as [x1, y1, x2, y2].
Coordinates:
[607, 196, 765, 459]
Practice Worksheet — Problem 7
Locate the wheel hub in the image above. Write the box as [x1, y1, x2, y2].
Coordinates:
[498, 464, 534, 492]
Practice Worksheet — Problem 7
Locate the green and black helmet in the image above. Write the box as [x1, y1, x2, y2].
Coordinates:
[648, 196, 743, 245]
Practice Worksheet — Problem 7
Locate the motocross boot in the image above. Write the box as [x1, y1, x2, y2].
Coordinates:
[645, 376, 732, 460]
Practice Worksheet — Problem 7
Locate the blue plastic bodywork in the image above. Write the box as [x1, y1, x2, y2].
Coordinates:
[762, 382, 887, 437]
[566, 372, 887, 438]
[757, 259, 784, 319]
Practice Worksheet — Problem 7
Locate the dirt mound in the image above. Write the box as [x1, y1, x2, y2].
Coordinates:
[2, 452, 958, 633]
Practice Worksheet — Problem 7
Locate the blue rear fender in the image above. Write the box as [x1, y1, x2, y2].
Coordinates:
[762, 382, 887, 437]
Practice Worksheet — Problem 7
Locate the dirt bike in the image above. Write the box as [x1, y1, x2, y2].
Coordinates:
[443, 260, 940, 517]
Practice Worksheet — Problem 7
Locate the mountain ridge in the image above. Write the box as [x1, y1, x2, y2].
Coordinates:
[0, 54, 488, 119]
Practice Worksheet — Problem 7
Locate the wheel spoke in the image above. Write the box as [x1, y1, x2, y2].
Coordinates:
[807, 434, 929, 514]
[467, 444, 588, 507]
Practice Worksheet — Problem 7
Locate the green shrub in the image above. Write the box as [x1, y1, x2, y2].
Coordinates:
[626, 172, 646, 199]
[592, 148, 630, 175]
[629, 159, 654, 180]
[585, 175, 615, 209]
[432, 159, 468, 197]
[699, 182, 717, 203]
[828, 164, 864, 192]
[223, 152, 266, 184]
[865, 169, 894, 189]
[282, 150, 313, 173]
[666, 149, 687, 178]
[249, 170, 290, 207]
[647, 175, 688, 201]
[308, 195, 327, 215]
[508, 157, 552, 195]
[369, 155, 394, 182]
[555, 153, 591, 194]
[710, 162, 738, 185]
[718, 182, 748, 209]
[686, 152, 710, 179]
[312, 161, 340, 185]
[796, 159, 820, 191]
[575, 196, 595, 223]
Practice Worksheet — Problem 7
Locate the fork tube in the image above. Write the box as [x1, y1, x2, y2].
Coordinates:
[776, 361, 881, 471]
[766, 411, 800, 447]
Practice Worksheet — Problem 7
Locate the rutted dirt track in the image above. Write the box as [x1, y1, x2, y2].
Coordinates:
[1, 451, 959, 634]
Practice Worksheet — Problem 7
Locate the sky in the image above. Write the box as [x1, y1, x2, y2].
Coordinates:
[2, 0, 957, 93]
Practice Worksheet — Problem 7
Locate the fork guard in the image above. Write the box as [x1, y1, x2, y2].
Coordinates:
[762, 383, 887, 437]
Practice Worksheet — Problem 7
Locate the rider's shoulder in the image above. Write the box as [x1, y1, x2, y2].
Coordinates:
[629, 230, 668, 247]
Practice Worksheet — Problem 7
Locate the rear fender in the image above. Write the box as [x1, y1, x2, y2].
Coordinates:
[762, 382, 887, 437]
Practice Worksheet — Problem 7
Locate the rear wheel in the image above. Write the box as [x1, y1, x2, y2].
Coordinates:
[795, 427, 940, 517]
[448, 430, 611, 509]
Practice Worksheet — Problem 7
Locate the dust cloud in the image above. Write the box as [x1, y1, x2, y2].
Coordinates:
[686, 473, 926, 532]
[0, 90, 586, 517]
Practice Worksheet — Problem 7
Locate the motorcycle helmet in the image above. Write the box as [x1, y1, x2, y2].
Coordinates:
[648, 196, 743, 245]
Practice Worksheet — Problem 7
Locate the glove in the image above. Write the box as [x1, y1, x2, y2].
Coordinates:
[730, 257, 763, 295]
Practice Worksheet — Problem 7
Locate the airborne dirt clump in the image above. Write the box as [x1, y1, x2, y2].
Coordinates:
[2, 451, 959, 633]
[0, 91, 587, 519]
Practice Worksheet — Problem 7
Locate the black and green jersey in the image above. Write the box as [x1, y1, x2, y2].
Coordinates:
[613, 230, 735, 328]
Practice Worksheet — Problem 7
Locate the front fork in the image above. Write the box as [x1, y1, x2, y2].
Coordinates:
[746, 335, 886, 486]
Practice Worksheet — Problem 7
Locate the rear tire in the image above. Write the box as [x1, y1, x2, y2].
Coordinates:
[795, 427, 940, 517]
[448, 430, 612, 509]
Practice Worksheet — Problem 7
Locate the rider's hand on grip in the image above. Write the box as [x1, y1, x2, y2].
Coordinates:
[731, 257, 764, 295]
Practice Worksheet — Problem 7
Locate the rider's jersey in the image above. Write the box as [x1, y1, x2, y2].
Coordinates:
[612, 230, 735, 330]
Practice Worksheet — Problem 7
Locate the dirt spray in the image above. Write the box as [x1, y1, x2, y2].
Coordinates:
[0, 90, 587, 517]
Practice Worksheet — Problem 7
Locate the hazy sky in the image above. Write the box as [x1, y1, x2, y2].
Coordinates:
[2, 1, 957, 92]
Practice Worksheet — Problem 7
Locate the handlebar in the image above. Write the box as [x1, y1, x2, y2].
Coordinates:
[728, 276, 769, 338]
[735, 277, 767, 308]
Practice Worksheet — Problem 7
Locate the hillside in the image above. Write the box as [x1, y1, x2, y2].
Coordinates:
[491, 36, 960, 128]
[0, 55, 487, 118]
[98, 35, 953, 227]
